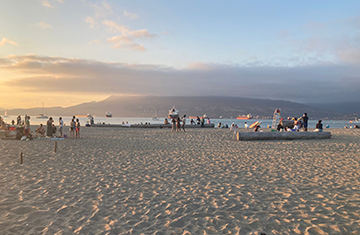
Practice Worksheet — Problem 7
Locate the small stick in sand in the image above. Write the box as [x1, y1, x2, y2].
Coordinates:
[54, 141, 57, 153]
[20, 152, 23, 164]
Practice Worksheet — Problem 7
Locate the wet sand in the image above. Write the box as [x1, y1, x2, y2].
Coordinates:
[1, 128, 360, 234]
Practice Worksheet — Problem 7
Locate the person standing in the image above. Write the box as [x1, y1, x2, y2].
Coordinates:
[182, 115, 186, 132]
[59, 117, 64, 137]
[70, 118, 75, 137]
[24, 116, 30, 136]
[17, 115, 21, 125]
[46, 117, 54, 137]
[302, 113, 309, 131]
[76, 118, 80, 138]
[171, 118, 176, 132]
[176, 117, 181, 132]
[244, 122, 248, 129]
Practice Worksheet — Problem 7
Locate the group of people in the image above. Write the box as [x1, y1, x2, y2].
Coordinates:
[277, 113, 310, 132]
[169, 115, 186, 132]
[189, 116, 211, 126]
[33, 116, 80, 138]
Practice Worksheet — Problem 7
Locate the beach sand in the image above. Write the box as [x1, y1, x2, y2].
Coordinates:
[1, 127, 360, 234]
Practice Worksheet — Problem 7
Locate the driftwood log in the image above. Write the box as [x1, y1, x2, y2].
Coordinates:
[237, 131, 331, 141]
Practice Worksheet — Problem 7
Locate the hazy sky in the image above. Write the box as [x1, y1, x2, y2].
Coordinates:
[1, 0, 360, 108]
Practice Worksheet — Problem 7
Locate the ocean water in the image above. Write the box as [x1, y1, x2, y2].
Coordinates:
[1, 116, 356, 129]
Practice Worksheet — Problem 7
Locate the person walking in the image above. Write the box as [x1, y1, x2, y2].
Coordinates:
[59, 117, 64, 137]
[46, 117, 54, 137]
[182, 115, 186, 132]
[302, 113, 309, 131]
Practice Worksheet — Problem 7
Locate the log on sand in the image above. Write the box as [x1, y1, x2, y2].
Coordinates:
[237, 131, 331, 141]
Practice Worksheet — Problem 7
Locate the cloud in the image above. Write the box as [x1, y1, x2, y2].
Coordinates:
[124, 10, 139, 20]
[85, 16, 99, 29]
[102, 20, 156, 51]
[88, 39, 101, 45]
[0, 38, 18, 47]
[90, 0, 112, 18]
[106, 36, 145, 51]
[31, 21, 53, 29]
[42, 0, 54, 8]
[1, 55, 360, 103]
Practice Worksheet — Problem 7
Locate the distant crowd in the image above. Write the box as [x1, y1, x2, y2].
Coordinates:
[0, 115, 82, 139]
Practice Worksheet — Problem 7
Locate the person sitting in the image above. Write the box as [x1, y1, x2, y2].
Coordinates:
[164, 118, 169, 125]
[355, 125, 359, 129]
[254, 125, 260, 132]
[315, 120, 323, 132]
[52, 124, 57, 137]
[277, 123, 283, 132]
[190, 119, 195, 125]
[217, 122, 221, 128]
[36, 124, 46, 137]
[293, 118, 300, 131]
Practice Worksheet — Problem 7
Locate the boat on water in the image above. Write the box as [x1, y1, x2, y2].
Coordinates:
[236, 114, 253, 120]
[3, 109, 9, 117]
[36, 103, 48, 119]
[105, 111, 112, 118]
[168, 106, 179, 119]
[152, 110, 159, 120]
[36, 114, 48, 119]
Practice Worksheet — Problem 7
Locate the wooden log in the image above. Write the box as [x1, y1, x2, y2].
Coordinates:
[54, 141, 57, 153]
[20, 152, 23, 164]
[237, 131, 331, 141]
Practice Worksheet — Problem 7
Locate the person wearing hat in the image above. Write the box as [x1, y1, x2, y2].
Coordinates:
[315, 120, 323, 132]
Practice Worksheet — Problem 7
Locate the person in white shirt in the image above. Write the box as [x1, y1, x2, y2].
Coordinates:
[244, 122, 248, 129]
[59, 117, 64, 137]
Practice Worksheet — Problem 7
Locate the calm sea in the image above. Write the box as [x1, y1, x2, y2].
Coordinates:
[2, 116, 356, 129]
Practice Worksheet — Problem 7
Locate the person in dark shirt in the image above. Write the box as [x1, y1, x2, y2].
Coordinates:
[303, 113, 309, 131]
[315, 120, 323, 132]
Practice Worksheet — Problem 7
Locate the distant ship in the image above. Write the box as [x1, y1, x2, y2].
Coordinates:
[105, 111, 112, 118]
[236, 114, 253, 120]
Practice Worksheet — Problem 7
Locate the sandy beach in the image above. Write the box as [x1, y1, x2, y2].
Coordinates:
[1, 127, 360, 234]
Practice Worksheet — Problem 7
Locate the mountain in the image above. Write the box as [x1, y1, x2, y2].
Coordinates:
[3, 96, 350, 119]
[308, 102, 360, 118]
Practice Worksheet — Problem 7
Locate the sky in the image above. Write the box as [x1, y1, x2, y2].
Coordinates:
[1, 0, 360, 109]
